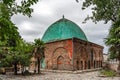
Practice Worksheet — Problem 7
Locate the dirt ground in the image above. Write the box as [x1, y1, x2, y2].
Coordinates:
[0, 71, 120, 80]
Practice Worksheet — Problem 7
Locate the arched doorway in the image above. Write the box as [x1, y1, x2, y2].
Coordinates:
[52, 47, 70, 70]
[57, 56, 65, 70]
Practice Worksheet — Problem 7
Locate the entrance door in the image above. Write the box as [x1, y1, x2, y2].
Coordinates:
[57, 56, 65, 70]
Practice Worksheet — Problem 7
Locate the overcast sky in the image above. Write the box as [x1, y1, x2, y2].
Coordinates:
[11, 0, 111, 53]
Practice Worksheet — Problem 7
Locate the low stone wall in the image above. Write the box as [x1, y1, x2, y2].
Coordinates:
[109, 63, 118, 71]
[103, 61, 119, 72]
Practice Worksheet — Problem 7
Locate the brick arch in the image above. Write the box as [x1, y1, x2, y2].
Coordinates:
[52, 47, 68, 58]
[93, 49, 101, 61]
[93, 49, 96, 60]
[92, 48, 102, 68]
[90, 48, 96, 61]
[51, 47, 70, 70]
[57, 56, 65, 70]
[98, 50, 102, 60]
[77, 47, 88, 70]
[77, 47, 82, 58]
[79, 47, 88, 60]
[98, 50, 103, 67]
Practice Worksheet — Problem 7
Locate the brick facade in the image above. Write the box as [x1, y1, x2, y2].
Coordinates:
[44, 38, 104, 71]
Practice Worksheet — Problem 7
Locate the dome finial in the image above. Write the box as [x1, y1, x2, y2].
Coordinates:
[62, 15, 64, 19]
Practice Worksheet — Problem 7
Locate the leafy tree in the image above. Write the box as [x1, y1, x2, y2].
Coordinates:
[34, 39, 45, 74]
[16, 41, 34, 75]
[1, 40, 34, 75]
[109, 51, 118, 60]
[107, 45, 119, 61]
[0, 0, 39, 45]
[0, 0, 39, 75]
[0, 3, 21, 74]
[0, 0, 39, 46]
[18, 41, 34, 73]
[78, 0, 120, 72]
[0, 3, 21, 46]
[0, 18, 20, 46]
[105, 22, 120, 71]
[0, 3, 21, 71]
[1, 0, 39, 17]
[81, 0, 120, 23]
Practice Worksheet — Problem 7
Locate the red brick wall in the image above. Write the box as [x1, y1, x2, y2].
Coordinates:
[44, 39, 73, 70]
[73, 38, 103, 70]
[44, 38, 104, 71]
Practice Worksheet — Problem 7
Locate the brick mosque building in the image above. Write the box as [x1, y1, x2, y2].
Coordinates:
[41, 17, 104, 70]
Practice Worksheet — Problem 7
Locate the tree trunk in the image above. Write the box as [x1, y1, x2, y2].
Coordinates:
[14, 63, 17, 75]
[21, 65, 24, 75]
[37, 58, 40, 74]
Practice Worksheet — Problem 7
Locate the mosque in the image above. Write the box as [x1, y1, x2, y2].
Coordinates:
[41, 16, 103, 70]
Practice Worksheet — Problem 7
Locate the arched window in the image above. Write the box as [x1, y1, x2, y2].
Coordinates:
[94, 60, 96, 68]
[80, 61, 83, 70]
[76, 61, 79, 70]
[84, 61, 87, 69]
[99, 50, 101, 58]
[88, 60, 91, 69]
[90, 49, 94, 61]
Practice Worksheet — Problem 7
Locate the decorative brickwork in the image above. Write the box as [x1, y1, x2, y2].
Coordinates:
[41, 17, 104, 71]
[44, 38, 103, 71]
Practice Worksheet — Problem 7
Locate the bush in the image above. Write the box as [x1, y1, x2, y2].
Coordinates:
[100, 69, 116, 77]
[23, 70, 31, 76]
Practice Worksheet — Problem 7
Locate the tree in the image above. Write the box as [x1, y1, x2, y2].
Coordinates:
[81, 0, 120, 23]
[16, 41, 34, 75]
[1, 0, 39, 17]
[79, 0, 120, 72]
[0, 0, 39, 43]
[0, 0, 39, 46]
[1, 40, 34, 75]
[108, 46, 118, 60]
[105, 22, 120, 71]
[0, 3, 22, 75]
[0, 3, 20, 44]
[34, 39, 45, 74]
[0, 0, 39, 75]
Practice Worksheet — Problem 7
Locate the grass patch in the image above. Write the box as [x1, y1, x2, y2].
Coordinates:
[100, 69, 116, 77]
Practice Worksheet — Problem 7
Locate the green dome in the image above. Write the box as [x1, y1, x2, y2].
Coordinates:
[42, 18, 88, 43]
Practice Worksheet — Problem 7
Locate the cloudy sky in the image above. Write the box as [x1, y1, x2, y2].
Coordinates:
[11, 0, 111, 53]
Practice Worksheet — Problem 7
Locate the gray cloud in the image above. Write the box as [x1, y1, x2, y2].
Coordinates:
[11, 0, 110, 53]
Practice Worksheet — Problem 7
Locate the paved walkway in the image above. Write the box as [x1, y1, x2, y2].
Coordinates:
[0, 71, 119, 80]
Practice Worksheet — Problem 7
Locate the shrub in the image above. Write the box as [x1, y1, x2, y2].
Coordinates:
[100, 69, 116, 77]
[23, 70, 31, 76]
